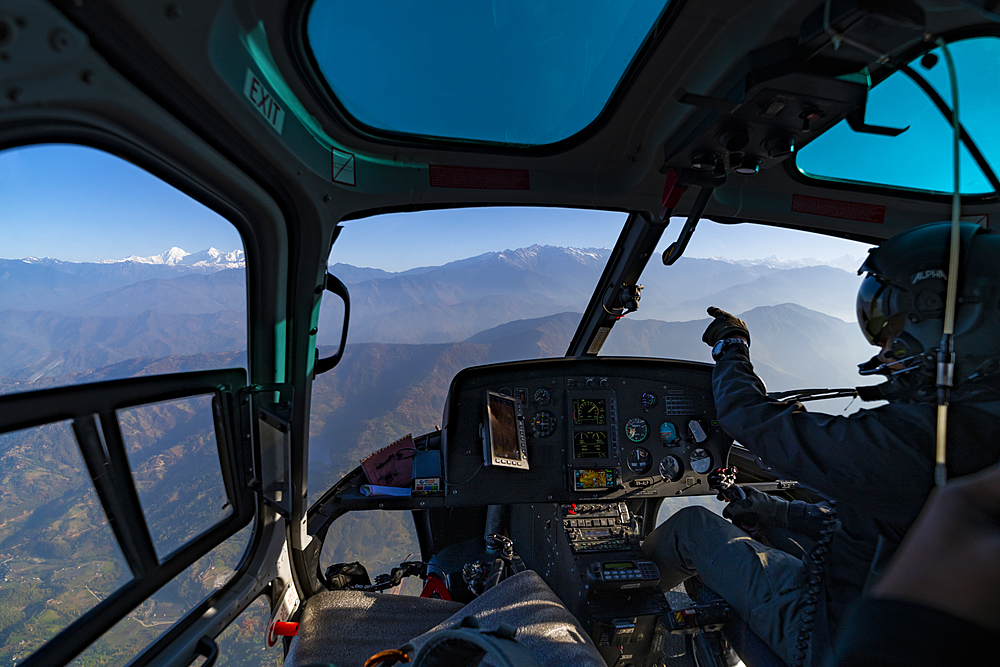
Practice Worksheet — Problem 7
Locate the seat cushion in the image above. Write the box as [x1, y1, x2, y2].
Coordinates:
[285, 571, 605, 667]
[407, 571, 605, 667]
[285, 589, 464, 667]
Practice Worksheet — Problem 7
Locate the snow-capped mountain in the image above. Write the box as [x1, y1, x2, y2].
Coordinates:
[702, 254, 863, 272]
[98, 247, 245, 269]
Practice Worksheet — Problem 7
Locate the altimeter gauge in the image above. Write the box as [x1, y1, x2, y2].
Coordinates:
[625, 417, 649, 443]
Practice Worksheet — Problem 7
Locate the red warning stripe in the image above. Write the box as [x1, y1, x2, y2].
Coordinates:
[429, 164, 530, 190]
[791, 194, 885, 224]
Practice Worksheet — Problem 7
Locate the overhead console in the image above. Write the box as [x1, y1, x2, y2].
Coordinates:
[443, 357, 731, 506]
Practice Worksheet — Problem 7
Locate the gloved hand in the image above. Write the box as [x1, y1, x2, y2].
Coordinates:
[723, 486, 788, 528]
[701, 306, 750, 347]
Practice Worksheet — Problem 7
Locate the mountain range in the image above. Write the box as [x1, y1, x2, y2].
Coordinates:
[0, 245, 868, 383]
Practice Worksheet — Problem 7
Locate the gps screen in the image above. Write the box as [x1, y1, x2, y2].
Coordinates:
[488, 393, 521, 461]
[574, 468, 615, 491]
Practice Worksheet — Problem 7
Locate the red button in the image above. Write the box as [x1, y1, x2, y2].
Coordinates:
[273, 621, 299, 636]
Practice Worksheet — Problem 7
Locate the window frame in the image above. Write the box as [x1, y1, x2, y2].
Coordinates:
[1, 370, 255, 667]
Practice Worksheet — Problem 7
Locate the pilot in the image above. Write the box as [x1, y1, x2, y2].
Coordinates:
[642, 221, 1000, 667]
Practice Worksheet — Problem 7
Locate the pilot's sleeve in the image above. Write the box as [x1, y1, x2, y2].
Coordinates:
[711, 345, 936, 519]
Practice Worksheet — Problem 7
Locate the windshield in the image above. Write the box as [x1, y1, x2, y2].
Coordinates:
[309, 207, 623, 589]
[310, 207, 625, 491]
[601, 221, 879, 414]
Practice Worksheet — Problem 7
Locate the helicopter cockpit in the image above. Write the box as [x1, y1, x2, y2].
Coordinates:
[0, 1, 998, 666]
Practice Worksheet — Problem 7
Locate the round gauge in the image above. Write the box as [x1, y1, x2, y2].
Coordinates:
[690, 448, 713, 474]
[627, 447, 652, 474]
[625, 417, 649, 443]
[660, 421, 680, 446]
[641, 391, 657, 409]
[533, 388, 551, 405]
[532, 410, 557, 438]
[659, 455, 683, 482]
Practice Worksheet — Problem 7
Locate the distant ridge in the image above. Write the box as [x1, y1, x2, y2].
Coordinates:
[98, 247, 245, 269]
[700, 254, 862, 272]
[19, 247, 245, 270]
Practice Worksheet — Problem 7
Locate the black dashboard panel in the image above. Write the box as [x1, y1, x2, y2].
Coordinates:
[442, 357, 732, 506]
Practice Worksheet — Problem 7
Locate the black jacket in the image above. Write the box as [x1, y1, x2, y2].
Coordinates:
[712, 346, 1000, 625]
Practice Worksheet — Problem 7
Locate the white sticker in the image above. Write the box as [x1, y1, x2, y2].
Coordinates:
[243, 70, 285, 134]
[266, 580, 300, 647]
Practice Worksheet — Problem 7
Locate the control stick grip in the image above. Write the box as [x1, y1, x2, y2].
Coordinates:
[707, 467, 744, 501]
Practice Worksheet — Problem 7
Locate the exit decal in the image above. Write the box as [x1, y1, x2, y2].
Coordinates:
[243, 70, 286, 135]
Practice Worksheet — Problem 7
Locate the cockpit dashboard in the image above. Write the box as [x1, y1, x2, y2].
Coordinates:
[443, 357, 731, 506]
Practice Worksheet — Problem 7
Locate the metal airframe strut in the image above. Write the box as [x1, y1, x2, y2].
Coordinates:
[566, 212, 668, 357]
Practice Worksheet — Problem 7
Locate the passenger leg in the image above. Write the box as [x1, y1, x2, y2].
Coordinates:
[643, 505, 820, 666]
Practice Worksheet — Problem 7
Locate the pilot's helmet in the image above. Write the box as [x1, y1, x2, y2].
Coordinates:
[855, 221, 1000, 397]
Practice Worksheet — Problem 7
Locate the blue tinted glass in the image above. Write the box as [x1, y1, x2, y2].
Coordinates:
[305, 0, 670, 145]
[797, 37, 1000, 194]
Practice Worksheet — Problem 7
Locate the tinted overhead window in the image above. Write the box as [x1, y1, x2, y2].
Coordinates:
[305, 0, 671, 145]
[797, 37, 999, 194]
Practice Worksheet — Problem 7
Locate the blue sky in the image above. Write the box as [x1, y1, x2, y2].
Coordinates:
[0, 144, 871, 270]
[331, 208, 871, 271]
[0, 144, 241, 262]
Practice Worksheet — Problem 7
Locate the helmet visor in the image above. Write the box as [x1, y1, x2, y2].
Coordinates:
[856, 274, 894, 345]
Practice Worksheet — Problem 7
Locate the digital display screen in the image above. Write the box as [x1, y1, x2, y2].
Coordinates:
[572, 398, 606, 426]
[573, 430, 609, 458]
[603, 562, 635, 571]
[488, 393, 521, 461]
[574, 468, 615, 491]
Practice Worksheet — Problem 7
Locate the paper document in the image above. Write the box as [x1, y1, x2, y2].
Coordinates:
[360, 485, 411, 497]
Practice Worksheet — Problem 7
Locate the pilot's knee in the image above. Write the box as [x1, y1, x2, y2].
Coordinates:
[645, 505, 722, 547]
[664, 504, 722, 531]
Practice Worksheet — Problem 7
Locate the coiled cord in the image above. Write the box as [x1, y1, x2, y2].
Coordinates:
[792, 500, 838, 667]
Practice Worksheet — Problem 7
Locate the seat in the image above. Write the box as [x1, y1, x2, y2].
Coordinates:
[285, 588, 464, 667]
[285, 570, 604, 667]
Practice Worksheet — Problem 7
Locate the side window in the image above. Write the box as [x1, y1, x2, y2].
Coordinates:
[0, 144, 251, 664]
[322, 511, 422, 595]
[214, 596, 282, 666]
[797, 37, 1000, 194]
[0, 144, 246, 396]
[0, 422, 130, 657]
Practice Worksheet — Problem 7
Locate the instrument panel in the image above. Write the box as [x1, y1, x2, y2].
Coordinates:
[442, 357, 731, 506]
